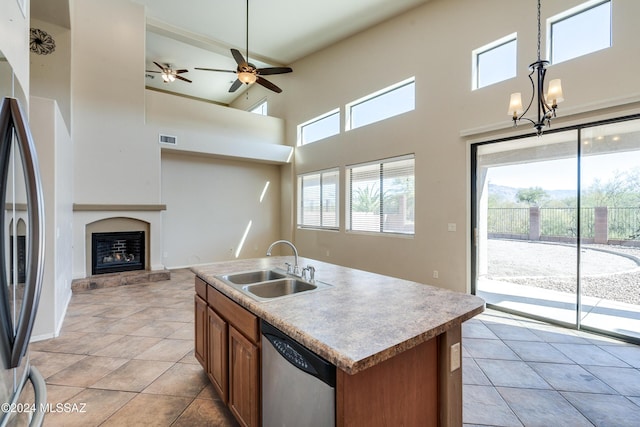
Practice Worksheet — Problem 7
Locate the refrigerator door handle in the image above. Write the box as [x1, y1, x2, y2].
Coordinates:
[0, 364, 47, 427]
[28, 366, 47, 426]
[0, 98, 45, 369]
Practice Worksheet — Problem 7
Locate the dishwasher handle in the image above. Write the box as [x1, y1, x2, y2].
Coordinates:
[262, 320, 336, 388]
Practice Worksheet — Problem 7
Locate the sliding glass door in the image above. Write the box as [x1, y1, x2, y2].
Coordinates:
[579, 121, 640, 340]
[472, 115, 640, 342]
[474, 133, 579, 326]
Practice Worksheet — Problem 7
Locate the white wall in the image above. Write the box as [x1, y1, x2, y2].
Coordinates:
[146, 90, 290, 163]
[146, 89, 286, 268]
[161, 151, 281, 268]
[254, 0, 640, 293]
[30, 18, 71, 132]
[68, 0, 163, 278]
[29, 96, 73, 340]
[0, 0, 29, 100]
[71, 0, 157, 204]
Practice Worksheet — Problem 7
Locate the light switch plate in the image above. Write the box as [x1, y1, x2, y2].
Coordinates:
[450, 342, 461, 372]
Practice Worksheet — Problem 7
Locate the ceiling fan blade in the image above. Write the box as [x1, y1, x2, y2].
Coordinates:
[145, 70, 161, 73]
[175, 75, 192, 83]
[174, 69, 189, 74]
[153, 61, 166, 71]
[256, 76, 282, 93]
[194, 67, 236, 73]
[231, 48, 247, 66]
[256, 67, 292, 76]
[229, 79, 243, 92]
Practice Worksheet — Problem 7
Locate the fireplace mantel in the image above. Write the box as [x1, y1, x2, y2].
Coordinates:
[73, 204, 166, 212]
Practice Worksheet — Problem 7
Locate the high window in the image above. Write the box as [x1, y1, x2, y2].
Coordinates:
[550, 0, 611, 64]
[249, 100, 267, 115]
[298, 109, 340, 146]
[473, 34, 517, 90]
[346, 77, 415, 131]
[297, 169, 339, 229]
[347, 155, 415, 235]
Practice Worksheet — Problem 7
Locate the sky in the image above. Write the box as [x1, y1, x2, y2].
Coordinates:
[488, 150, 640, 191]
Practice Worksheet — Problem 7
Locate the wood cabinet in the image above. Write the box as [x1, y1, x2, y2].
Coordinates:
[229, 326, 260, 427]
[207, 307, 228, 401]
[195, 276, 261, 427]
[194, 294, 207, 367]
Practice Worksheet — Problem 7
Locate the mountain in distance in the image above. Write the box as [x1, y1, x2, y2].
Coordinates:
[489, 183, 575, 202]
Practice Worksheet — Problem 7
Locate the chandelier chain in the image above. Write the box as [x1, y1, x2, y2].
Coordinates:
[537, 0, 542, 61]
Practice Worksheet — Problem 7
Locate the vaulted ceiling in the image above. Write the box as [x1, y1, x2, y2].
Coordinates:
[32, 0, 430, 105]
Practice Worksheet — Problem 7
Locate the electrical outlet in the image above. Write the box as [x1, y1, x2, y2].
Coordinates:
[433, 270, 439, 279]
[447, 223, 457, 232]
[450, 342, 461, 372]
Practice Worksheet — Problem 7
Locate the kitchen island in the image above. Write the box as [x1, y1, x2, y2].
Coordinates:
[192, 256, 484, 427]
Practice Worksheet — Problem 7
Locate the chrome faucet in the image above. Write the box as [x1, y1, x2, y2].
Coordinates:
[302, 265, 315, 281]
[266, 240, 300, 276]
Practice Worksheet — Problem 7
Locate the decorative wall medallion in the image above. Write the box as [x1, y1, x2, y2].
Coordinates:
[30, 28, 56, 55]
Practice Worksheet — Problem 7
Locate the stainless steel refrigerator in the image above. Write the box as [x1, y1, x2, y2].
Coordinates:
[0, 97, 46, 426]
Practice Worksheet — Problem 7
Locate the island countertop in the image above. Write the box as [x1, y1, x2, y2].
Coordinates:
[192, 256, 484, 374]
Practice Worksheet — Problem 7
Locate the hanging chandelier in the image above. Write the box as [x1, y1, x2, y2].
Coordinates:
[508, 0, 564, 135]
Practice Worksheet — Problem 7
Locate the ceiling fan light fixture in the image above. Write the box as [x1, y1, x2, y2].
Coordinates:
[238, 71, 257, 85]
[195, 0, 291, 94]
[161, 71, 176, 83]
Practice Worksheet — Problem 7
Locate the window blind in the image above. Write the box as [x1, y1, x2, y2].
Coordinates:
[347, 155, 415, 234]
[298, 169, 339, 229]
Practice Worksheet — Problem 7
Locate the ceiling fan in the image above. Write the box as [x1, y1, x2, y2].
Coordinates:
[195, 0, 292, 93]
[146, 62, 192, 83]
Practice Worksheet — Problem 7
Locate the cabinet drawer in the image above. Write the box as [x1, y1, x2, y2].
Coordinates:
[208, 286, 259, 344]
[195, 276, 207, 299]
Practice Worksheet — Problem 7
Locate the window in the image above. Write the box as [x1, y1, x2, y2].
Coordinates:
[346, 77, 415, 131]
[347, 155, 415, 235]
[249, 100, 268, 115]
[473, 34, 517, 89]
[298, 109, 340, 146]
[297, 169, 339, 229]
[550, 0, 611, 64]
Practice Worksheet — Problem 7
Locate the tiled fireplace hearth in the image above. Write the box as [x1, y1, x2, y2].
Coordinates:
[71, 205, 169, 290]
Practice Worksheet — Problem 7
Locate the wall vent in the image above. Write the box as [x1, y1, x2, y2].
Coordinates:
[159, 134, 177, 145]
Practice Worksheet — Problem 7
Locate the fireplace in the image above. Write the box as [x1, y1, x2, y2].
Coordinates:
[91, 231, 145, 275]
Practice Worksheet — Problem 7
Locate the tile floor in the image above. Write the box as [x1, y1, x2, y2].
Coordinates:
[30, 268, 238, 427]
[29, 269, 640, 426]
[463, 309, 640, 426]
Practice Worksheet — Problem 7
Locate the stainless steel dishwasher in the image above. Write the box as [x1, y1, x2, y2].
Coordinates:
[261, 320, 336, 427]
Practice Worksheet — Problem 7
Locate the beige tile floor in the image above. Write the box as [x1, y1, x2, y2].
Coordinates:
[30, 268, 640, 426]
[30, 268, 238, 427]
[463, 310, 640, 426]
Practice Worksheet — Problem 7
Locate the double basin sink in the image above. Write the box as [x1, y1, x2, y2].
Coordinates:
[216, 268, 332, 302]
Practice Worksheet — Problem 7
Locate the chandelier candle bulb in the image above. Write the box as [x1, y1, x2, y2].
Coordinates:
[508, 92, 524, 118]
[546, 79, 564, 106]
